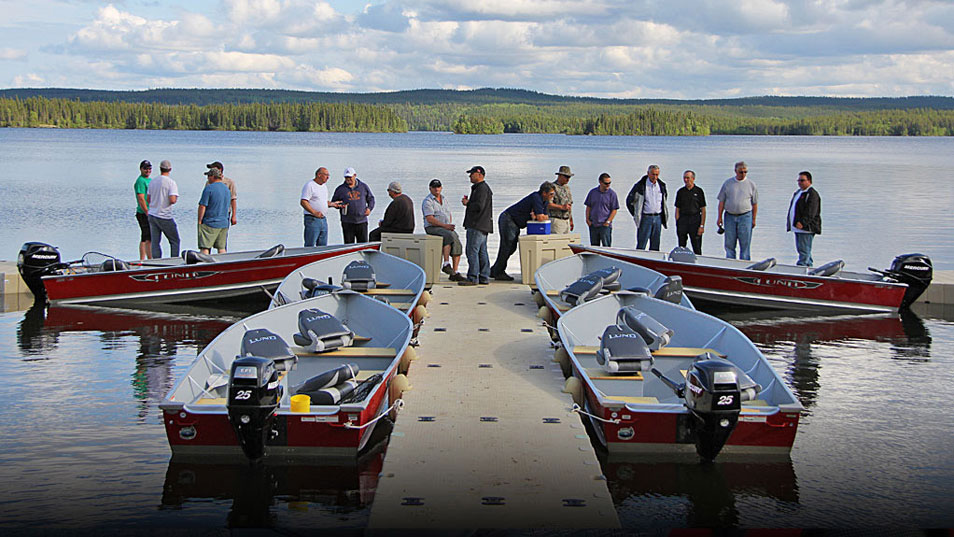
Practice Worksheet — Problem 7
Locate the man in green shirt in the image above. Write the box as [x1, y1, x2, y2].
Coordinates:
[134, 160, 152, 260]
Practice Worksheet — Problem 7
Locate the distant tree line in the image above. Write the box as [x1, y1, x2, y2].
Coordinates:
[0, 97, 408, 132]
[2, 95, 953, 136]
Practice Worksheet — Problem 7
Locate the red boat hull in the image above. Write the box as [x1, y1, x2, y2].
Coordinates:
[571, 245, 906, 313]
[43, 244, 379, 306]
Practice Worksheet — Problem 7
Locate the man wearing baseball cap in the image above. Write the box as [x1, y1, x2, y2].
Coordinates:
[146, 160, 180, 258]
[206, 161, 237, 226]
[331, 167, 376, 243]
[369, 181, 414, 242]
[134, 160, 152, 260]
[459, 166, 493, 285]
[422, 178, 464, 281]
[197, 167, 231, 254]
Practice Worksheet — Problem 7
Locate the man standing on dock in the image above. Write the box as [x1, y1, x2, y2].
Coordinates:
[674, 170, 706, 255]
[301, 167, 341, 247]
[206, 162, 237, 227]
[490, 182, 555, 281]
[584, 173, 618, 246]
[146, 160, 180, 259]
[549, 166, 574, 234]
[134, 160, 152, 260]
[716, 161, 758, 260]
[787, 171, 821, 266]
[626, 164, 668, 251]
[460, 166, 493, 286]
[331, 167, 375, 244]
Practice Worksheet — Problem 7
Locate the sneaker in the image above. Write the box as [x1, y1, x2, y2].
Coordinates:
[493, 272, 514, 281]
[478, 280, 490, 285]
[441, 264, 454, 276]
[457, 279, 477, 286]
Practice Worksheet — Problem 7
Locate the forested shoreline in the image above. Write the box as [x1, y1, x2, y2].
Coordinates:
[2, 93, 954, 136]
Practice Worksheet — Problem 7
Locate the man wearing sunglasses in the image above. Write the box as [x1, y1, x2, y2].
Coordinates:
[786, 171, 821, 266]
[584, 173, 618, 246]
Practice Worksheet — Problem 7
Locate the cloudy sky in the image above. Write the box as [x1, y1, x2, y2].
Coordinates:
[2, 0, 953, 99]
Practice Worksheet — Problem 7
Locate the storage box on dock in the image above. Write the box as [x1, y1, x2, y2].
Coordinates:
[381, 233, 442, 288]
[518, 233, 580, 287]
[526, 221, 551, 235]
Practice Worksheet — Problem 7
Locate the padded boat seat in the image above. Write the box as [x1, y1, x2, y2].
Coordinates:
[257, 244, 285, 258]
[182, 250, 214, 264]
[293, 308, 355, 352]
[746, 257, 777, 271]
[560, 275, 603, 307]
[587, 266, 623, 292]
[300, 278, 343, 299]
[596, 325, 654, 373]
[101, 258, 130, 271]
[653, 275, 684, 304]
[240, 328, 297, 371]
[343, 259, 376, 291]
[668, 246, 697, 263]
[297, 347, 396, 358]
[809, 259, 845, 277]
[617, 307, 672, 350]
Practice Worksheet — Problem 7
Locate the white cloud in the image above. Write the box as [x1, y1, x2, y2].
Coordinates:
[0, 48, 27, 60]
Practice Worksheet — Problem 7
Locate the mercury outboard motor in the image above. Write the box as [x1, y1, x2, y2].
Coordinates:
[227, 356, 282, 461]
[17, 242, 64, 300]
[652, 355, 761, 461]
[876, 253, 933, 310]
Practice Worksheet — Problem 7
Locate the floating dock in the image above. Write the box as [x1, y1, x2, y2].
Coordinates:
[368, 282, 619, 529]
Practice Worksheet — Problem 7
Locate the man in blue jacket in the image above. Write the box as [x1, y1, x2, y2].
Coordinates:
[490, 182, 555, 281]
[331, 167, 375, 243]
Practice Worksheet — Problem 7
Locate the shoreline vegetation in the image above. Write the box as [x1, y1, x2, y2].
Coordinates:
[2, 88, 954, 136]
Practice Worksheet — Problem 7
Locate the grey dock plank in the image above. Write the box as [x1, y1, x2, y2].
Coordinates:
[368, 283, 619, 529]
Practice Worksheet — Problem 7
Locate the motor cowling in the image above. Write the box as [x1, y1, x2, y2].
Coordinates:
[887, 253, 933, 310]
[227, 356, 282, 461]
[17, 242, 62, 300]
[684, 357, 761, 461]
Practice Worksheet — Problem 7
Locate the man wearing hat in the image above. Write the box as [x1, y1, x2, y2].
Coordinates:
[134, 160, 152, 260]
[331, 167, 376, 243]
[146, 160, 180, 258]
[197, 167, 231, 254]
[369, 181, 414, 242]
[549, 165, 575, 234]
[422, 178, 465, 281]
[460, 166, 493, 285]
[206, 161, 237, 226]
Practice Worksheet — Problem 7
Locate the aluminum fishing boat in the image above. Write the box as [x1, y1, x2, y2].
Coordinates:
[556, 291, 803, 460]
[160, 290, 413, 460]
[570, 245, 932, 314]
[17, 241, 378, 307]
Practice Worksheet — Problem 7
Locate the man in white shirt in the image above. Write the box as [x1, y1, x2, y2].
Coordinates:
[146, 160, 180, 258]
[300, 167, 341, 247]
[625, 165, 669, 251]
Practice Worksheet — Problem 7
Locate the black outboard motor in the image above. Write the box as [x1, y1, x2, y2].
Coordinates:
[17, 242, 63, 300]
[881, 253, 933, 310]
[227, 356, 282, 461]
[679, 356, 761, 461]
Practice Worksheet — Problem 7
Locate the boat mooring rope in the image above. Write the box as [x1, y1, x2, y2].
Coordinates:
[341, 398, 404, 430]
[571, 403, 621, 424]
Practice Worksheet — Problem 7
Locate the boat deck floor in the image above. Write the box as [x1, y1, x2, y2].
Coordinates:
[368, 283, 619, 529]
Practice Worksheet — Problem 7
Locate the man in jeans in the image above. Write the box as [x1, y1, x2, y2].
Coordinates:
[716, 161, 758, 260]
[786, 171, 821, 266]
[300, 167, 341, 247]
[584, 173, 618, 246]
[490, 182, 555, 281]
[459, 166, 493, 286]
[146, 160, 180, 258]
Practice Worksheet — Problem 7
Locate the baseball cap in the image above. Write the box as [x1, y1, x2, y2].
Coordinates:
[344, 167, 356, 177]
[387, 181, 402, 194]
[206, 161, 224, 171]
[159, 160, 172, 170]
[466, 165, 485, 175]
[429, 179, 442, 188]
[140, 160, 152, 169]
[205, 168, 223, 179]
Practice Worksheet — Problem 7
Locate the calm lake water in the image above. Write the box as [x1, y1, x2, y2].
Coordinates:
[1, 129, 953, 531]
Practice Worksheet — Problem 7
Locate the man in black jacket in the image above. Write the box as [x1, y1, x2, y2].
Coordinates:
[625, 165, 668, 251]
[369, 181, 414, 242]
[786, 171, 821, 266]
[460, 166, 493, 285]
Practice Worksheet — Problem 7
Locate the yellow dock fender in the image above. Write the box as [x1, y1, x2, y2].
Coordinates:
[417, 290, 431, 308]
[389, 373, 410, 420]
[532, 290, 545, 307]
[398, 346, 418, 374]
[563, 376, 584, 406]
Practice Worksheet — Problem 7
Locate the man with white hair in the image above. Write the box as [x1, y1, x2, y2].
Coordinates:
[369, 181, 415, 242]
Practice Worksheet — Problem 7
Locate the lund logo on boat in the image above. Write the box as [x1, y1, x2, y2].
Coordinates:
[736, 276, 822, 290]
[130, 271, 219, 283]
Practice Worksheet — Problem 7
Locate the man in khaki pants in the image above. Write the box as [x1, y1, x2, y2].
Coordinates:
[549, 165, 574, 234]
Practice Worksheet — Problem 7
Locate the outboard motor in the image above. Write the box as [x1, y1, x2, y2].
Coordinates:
[596, 324, 654, 373]
[226, 356, 282, 461]
[241, 328, 297, 372]
[292, 308, 355, 352]
[17, 242, 64, 300]
[682, 357, 761, 461]
[883, 253, 933, 310]
[292, 363, 360, 405]
[342, 260, 376, 291]
[300, 277, 342, 300]
[560, 275, 603, 307]
[616, 306, 673, 350]
[653, 275, 684, 305]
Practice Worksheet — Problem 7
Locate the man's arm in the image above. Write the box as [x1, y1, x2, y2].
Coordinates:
[300, 199, 322, 218]
[605, 209, 617, 226]
[230, 199, 237, 225]
[751, 204, 757, 229]
[699, 206, 706, 235]
[169, 195, 178, 205]
[585, 206, 592, 227]
[137, 193, 148, 213]
[197, 204, 206, 225]
[717, 200, 725, 227]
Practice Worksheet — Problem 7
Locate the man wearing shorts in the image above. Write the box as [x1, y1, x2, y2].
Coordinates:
[197, 167, 231, 254]
[134, 160, 152, 260]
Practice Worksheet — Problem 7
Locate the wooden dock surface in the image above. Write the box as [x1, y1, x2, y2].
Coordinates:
[368, 282, 619, 529]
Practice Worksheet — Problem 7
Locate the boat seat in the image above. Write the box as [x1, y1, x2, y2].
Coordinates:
[617, 306, 672, 350]
[292, 363, 360, 405]
[809, 259, 845, 277]
[653, 275, 684, 304]
[746, 257, 777, 271]
[240, 328, 297, 371]
[668, 246, 697, 263]
[560, 274, 603, 307]
[586, 266, 623, 292]
[100, 258, 130, 271]
[182, 250, 215, 264]
[342, 259, 376, 291]
[257, 244, 285, 258]
[293, 308, 355, 352]
[300, 278, 343, 299]
[596, 325, 654, 373]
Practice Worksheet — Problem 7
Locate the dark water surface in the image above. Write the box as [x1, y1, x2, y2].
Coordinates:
[2, 131, 954, 531]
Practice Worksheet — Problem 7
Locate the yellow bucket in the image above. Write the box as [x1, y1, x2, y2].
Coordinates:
[290, 394, 311, 413]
